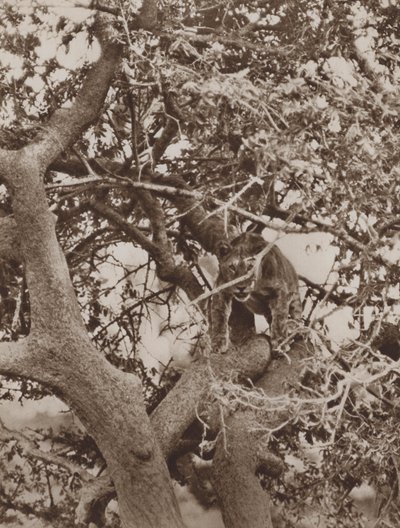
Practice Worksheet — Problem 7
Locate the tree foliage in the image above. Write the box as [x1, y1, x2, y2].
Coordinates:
[0, 1, 399, 527]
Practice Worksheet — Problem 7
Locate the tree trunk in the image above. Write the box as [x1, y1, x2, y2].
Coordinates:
[212, 411, 274, 528]
[0, 16, 187, 525]
[210, 342, 312, 527]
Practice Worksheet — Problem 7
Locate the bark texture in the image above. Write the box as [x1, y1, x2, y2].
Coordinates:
[210, 342, 312, 528]
[0, 14, 185, 528]
[211, 412, 275, 528]
[152, 335, 272, 457]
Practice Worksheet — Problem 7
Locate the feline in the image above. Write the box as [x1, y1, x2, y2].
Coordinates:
[210, 232, 302, 352]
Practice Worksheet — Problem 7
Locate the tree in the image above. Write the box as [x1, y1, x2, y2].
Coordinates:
[0, 1, 399, 527]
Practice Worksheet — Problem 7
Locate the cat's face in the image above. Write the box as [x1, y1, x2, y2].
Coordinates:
[216, 236, 263, 301]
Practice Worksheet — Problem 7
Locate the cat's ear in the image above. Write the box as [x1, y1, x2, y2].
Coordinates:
[247, 233, 267, 254]
[215, 240, 232, 258]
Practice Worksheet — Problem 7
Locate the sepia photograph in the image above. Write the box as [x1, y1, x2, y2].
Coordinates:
[0, 1, 399, 527]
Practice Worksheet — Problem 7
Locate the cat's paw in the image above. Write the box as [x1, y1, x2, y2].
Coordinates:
[212, 340, 230, 354]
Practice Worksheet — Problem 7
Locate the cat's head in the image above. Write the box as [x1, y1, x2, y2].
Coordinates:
[216, 233, 266, 301]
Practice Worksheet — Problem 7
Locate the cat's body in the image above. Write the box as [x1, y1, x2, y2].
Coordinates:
[210, 232, 302, 352]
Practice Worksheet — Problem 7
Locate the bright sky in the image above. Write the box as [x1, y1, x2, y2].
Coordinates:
[17, 0, 93, 20]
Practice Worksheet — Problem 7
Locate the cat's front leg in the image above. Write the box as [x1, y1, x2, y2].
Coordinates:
[268, 290, 290, 348]
[289, 291, 303, 323]
[209, 291, 232, 353]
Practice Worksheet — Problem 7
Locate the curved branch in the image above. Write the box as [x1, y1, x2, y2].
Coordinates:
[211, 411, 275, 528]
[151, 335, 271, 457]
[20, 17, 122, 173]
[89, 198, 204, 301]
[89, 198, 159, 255]
[75, 475, 115, 527]
[158, 176, 236, 253]
[210, 342, 312, 528]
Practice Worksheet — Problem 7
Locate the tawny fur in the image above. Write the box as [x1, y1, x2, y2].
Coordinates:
[210, 232, 302, 352]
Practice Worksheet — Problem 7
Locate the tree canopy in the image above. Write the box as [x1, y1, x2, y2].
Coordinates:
[0, 1, 399, 527]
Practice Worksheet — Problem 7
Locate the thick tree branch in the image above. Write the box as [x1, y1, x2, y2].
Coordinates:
[210, 342, 312, 528]
[157, 176, 236, 253]
[89, 198, 159, 255]
[136, 190, 176, 256]
[211, 411, 275, 528]
[75, 475, 115, 527]
[135, 189, 204, 296]
[13, 18, 122, 173]
[149, 89, 184, 165]
[89, 198, 204, 301]
[151, 119, 179, 165]
[152, 335, 271, 457]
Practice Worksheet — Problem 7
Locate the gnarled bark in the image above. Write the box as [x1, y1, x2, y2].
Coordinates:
[0, 14, 185, 528]
[211, 411, 275, 528]
[210, 342, 312, 528]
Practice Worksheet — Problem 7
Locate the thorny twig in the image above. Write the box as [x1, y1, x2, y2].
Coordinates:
[209, 356, 400, 445]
